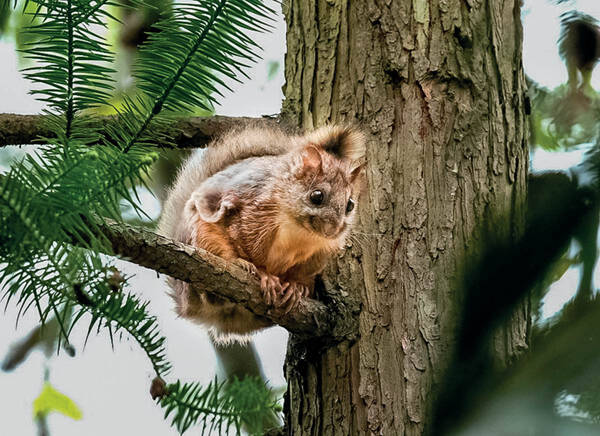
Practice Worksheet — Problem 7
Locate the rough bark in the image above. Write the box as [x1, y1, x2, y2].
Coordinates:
[0, 113, 278, 148]
[282, 1, 529, 435]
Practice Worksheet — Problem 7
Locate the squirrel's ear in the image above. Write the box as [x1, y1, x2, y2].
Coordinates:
[303, 125, 366, 161]
[350, 163, 366, 183]
[188, 187, 236, 223]
[301, 145, 323, 173]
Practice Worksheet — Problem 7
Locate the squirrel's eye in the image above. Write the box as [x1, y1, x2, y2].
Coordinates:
[310, 190, 324, 205]
[346, 199, 355, 214]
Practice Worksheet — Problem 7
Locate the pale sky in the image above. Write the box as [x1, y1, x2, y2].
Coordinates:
[0, 0, 597, 434]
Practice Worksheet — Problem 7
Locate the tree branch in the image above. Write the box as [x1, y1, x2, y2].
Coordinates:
[95, 219, 348, 340]
[0, 113, 280, 148]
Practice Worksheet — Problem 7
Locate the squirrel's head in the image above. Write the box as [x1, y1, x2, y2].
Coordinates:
[280, 126, 366, 244]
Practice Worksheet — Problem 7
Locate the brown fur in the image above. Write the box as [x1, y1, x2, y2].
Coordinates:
[158, 124, 366, 343]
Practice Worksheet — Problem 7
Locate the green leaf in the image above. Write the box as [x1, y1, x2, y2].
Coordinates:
[33, 381, 83, 420]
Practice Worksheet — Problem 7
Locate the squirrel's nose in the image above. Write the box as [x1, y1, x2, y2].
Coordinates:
[322, 220, 343, 238]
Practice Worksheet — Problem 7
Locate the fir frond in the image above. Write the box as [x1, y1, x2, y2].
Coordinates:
[109, 0, 275, 152]
[0, 0, 11, 35]
[0, 139, 162, 362]
[0, 245, 172, 377]
[159, 377, 278, 435]
[20, 0, 116, 138]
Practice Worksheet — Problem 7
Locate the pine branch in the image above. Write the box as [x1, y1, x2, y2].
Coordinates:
[157, 376, 280, 435]
[104, 0, 275, 153]
[85, 218, 352, 341]
[0, 113, 281, 148]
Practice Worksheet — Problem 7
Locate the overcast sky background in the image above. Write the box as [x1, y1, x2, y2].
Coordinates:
[1, 0, 599, 434]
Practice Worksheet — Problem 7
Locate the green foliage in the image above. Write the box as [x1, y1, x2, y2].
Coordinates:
[106, 0, 275, 152]
[529, 79, 600, 150]
[160, 377, 280, 435]
[0, 0, 10, 34]
[20, 0, 116, 122]
[0, 0, 279, 433]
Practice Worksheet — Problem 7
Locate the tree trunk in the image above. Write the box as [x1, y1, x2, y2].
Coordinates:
[281, 1, 529, 434]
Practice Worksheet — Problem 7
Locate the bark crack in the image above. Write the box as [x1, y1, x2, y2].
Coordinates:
[310, 0, 320, 127]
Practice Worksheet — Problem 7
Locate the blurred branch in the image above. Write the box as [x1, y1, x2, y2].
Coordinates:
[0, 113, 281, 148]
[35, 414, 49, 436]
[86, 219, 353, 341]
[2, 313, 75, 372]
[432, 171, 598, 433]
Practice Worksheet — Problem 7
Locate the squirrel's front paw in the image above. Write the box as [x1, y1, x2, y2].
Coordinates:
[233, 260, 286, 306]
[234, 260, 308, 314]
[257, 271, 289, 306]
[276, 282, 310, 314]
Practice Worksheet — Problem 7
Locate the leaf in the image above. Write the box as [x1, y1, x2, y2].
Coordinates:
[33, 381, 83, 420]
[266, 60, 279, 81]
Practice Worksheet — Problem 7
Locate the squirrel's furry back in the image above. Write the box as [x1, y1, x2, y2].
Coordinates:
[158, 123, 365, 240]
[158, 124, 296, 239]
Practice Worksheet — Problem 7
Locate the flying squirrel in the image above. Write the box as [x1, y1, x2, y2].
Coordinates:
[158, 124, 366, 343]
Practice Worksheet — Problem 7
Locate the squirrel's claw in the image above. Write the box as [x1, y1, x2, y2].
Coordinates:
[235, 259, 308, 314]
[279, 282, 309, 315]
[233, 259, 281, 305]
[258, 272, 287, 306]
[233, 258, 260, 277]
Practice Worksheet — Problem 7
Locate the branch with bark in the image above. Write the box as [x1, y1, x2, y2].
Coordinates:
[0, 113, 282, 148]
[94, 219, 354, 341]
